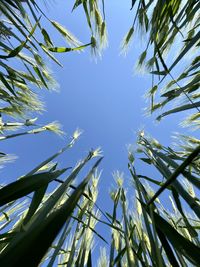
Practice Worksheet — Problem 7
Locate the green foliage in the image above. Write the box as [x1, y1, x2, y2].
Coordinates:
[0, 0, 200, 266]
[126, 1, 200, 127]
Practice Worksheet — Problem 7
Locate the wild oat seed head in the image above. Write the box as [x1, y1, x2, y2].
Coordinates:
[72, 128, 83, 140]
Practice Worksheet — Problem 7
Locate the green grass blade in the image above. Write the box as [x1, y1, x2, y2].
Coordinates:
[147, 145, 200, 205]
[157, 101, 200, 120]
[151, 207, 200, 265]
[155, 151, 200, 190]
[0, 17, 40, 59]
[0, 169, 67, 206]
[23, 185, 48, 225]
[87, 250, 92, 267]
[0, 158, 102, 267]
[156, 227, 180, 267]
[48, 43, 91, 53]
[169, 31, 200, 72]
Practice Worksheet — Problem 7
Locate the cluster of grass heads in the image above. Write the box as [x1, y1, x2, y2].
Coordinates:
[100, 134, 200, 266]
[0, 0, 200, 266]
[0, 143, 102, 266]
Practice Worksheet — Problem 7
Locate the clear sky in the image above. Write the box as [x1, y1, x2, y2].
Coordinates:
[1, 0, 188, 260]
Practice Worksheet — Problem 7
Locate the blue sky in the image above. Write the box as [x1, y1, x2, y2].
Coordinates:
[1, 0, 189, 259]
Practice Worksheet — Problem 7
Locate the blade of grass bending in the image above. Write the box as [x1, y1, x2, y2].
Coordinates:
[168, 31, 200, 72]
[86, 214, 123, 233]
[145, 146, 200, 218]
[0, 158, 102, 267]
[147, 145, 200, 206]
[137, 174, 166, 187]
[171, 188, 198, 239]
[105, 212, 121, 225]
[156, 150, 200, 190]
[48, 43, 91, 53]
[39, 43, 63, 67]
[156, 227, 180, 267]
[143, 203, 200, 266]
[0, 73, 16, 96]
[23, 185, 48, 225]
[72, 0, 82, 11]
[41, 28, 54, 46]
[0, 169, 67, 207]
[113, 247, 126, 266]
[157, 101, 200, 120]
[33, 66, 48, 88]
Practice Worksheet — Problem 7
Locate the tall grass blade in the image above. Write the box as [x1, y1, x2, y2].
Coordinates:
[0, 169, 67, 206]
[0, 158, 102, 267]
[147, 145, 200, 206]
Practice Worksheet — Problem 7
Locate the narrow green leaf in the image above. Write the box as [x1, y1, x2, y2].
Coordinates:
[147, 145, 200, 205]
[48, 43, 91, 53]
[41, 28, 54, 46]
[156, 227, 180, 267]
[171, 188, 198, 238]
[72, 0, 82, 11]
[0, 17, 40, 59]
[113, 247, 126, 265]
[39, 43, 62, 67]
[23, 185, 48, 225]
[156, 150, 200, 190]
[0, 158, 102, 267]
[0, 73, 16, 96]
[157, 101, 200, 120]
[152, 208, 200, 265]
[0, 169, 67, 206]
[87, 250, 92, 267]
[169, 31, 200, 72]
[33, 66, 48, 88]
